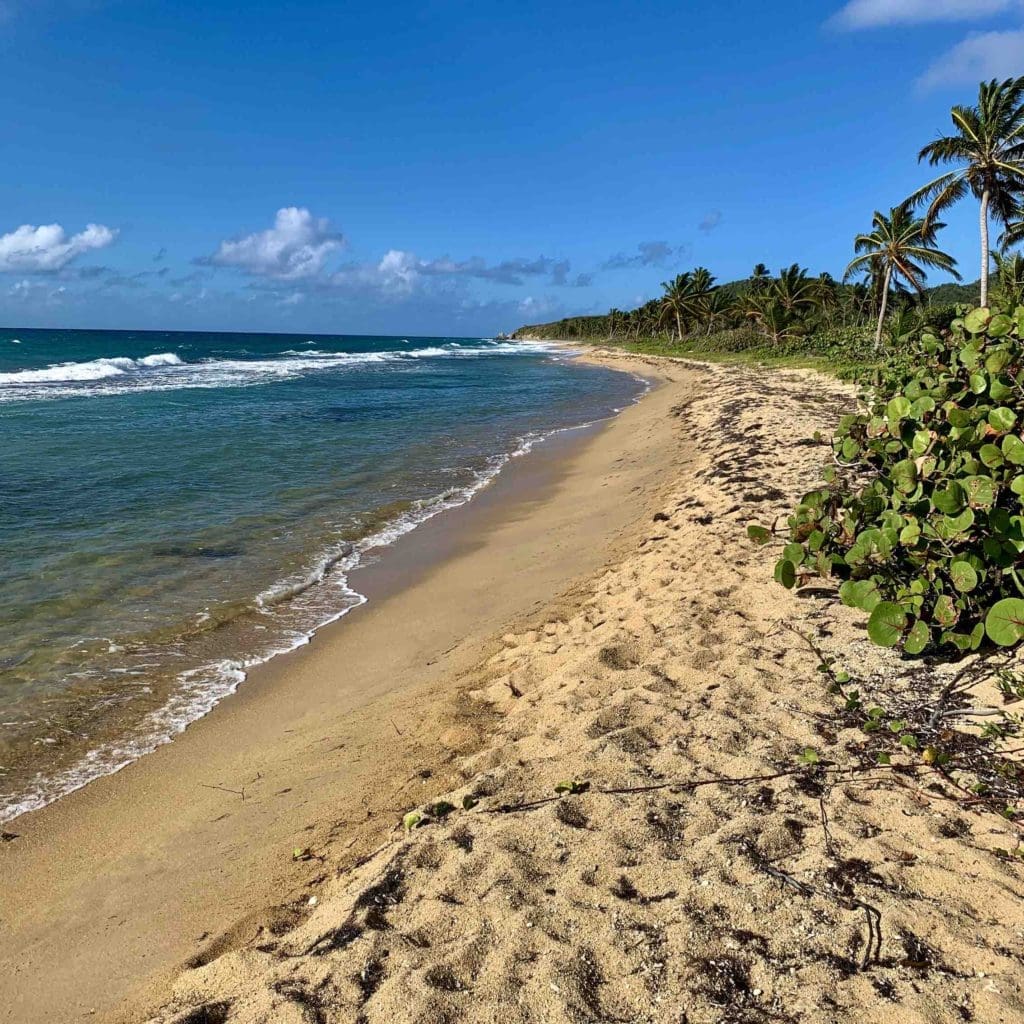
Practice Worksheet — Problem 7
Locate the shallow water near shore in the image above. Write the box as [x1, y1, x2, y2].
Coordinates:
[0, 328, 642, 821]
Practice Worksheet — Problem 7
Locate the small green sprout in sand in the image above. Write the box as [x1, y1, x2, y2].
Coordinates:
[554, 779, 590, 795]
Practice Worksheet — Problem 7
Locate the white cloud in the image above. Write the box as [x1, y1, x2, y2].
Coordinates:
[357, 249, 571, 294]
[917, 28, 1024, 89]
[831, 0, 1019, 28]
[0, 222, 116, 272]
[206, 207, 344, 279]
[375, 249, 420, 293]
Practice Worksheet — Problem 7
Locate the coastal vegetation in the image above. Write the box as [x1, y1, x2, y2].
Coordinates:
[516, 79, 1024, 383]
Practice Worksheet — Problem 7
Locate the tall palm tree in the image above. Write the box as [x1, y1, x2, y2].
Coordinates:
[659, 273, 691, 341]
[845, 205, 960, 351]
[681, 267, 717, 328]
[908, 77, 1024, 306]
[607, 308, 624, 338]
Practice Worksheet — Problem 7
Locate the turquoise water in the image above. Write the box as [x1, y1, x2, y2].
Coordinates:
[0, 328, 641, 821]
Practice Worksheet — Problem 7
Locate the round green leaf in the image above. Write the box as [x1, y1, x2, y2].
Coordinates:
[904, 619, 929, 656]
[932, 482, 965, 514]
[980, 443, 1005, 469]
[963, 475, 996, 508]
[964, 307, 991, 334]
[988, 314, 1013, 338]
[890, 459, 918, 493]
[839, 578, 879, 611]
[950, 561, 978, 593]
[986, 598, 1024, 647]
[1003, 435, 1024, 466]
[886, 396, 911, 423]
[989, 407, 1017, 433]
[867, 601, 907, 648]
[969, 372, 988, 395]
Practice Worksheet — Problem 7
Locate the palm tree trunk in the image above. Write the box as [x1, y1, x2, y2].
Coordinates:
[981, 189, 991, 307]
[874, 265, 892, 352]
[675, 311, 682, 342]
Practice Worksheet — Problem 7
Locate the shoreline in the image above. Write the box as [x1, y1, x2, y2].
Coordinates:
[0, 353, 687, 1023]
[1, 351, 644, 826]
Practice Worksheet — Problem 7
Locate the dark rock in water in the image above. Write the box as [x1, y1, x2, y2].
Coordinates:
[154, 545, 243, 559]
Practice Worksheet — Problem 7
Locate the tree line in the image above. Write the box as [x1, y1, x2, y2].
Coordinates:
[516, 78, 1024, 356]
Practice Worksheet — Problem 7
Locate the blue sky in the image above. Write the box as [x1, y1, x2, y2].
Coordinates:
[1, 0, 1022, 336]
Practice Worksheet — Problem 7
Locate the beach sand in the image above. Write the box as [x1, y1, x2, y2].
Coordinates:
[4, 353, 1024, 1024]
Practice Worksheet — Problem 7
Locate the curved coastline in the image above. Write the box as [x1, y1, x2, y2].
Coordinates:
[1, 351, 648, 825]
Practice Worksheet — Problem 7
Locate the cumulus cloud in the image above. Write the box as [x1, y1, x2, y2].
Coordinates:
[0, 222, 117, 272]
[829, 0, 1018, 29]
[602, 241, 686, 271]
[917, 29, 1024, 89]
[698, 211, 722, 233]
[356, 250, 573, 293]
[203, 207, 344, 279]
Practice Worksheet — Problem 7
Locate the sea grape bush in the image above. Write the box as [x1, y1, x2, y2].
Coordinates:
[753, 305, 1024, 656]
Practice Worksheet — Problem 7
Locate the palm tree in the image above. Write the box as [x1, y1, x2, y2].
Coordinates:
[744, 293, 804, 345]
[682, 267, 717, 328]
[703, 289, 732, 335]
[607, 308, 625, 338]
[659, 273, 691, 341]
[845, 205, 960, 351]
[908, 77, 1024, 306]
[772, 264, 819, 316]
[749, 263, 771, 293]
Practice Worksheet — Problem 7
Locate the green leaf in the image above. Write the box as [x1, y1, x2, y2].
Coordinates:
[797, 747, 820, 765]
[989, 407, 1018, 432]
[890, 459, 918, 493]
[554, 779, 590, 795]
[963, 475, 996, 508]
[986, 598, 1024, 646]
[839, 578, 880, 611]
[964, 307, 991, 334]
[989, 313, 1013, 338]
[886, 396, 912, 424]
[933, 593, 958, 627]
[980, 443, 1005, 469]
[932, 482, 965, 514]
[969, 372, 988, 395]
[950, 561, 978, 593]
[1003, 435, 1024, 466]
[403, 811, 423, 833]
[774, 558, 796, 589]
[747, 524, 771, 544]
[867, 601, 907, 648]
[904, 618, 929, 655]
[461, 794, 479, 810]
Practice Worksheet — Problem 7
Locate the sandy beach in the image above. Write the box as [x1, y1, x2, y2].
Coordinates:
[5, 352, 1024, 1024]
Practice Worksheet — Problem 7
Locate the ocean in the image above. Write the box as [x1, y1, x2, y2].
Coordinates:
[0, 328, 642, 822]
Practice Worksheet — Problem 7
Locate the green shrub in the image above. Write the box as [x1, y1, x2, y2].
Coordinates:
[761, 305, 1024, 656]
